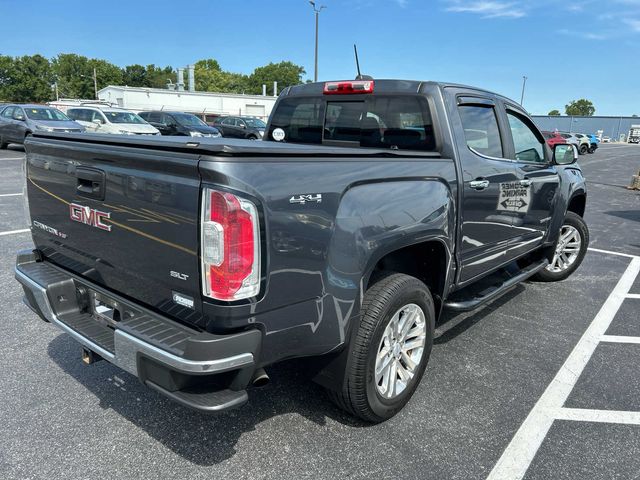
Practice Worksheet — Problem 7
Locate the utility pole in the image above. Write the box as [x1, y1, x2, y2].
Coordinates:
[309, 1, 326, 82]
[520, 76, 528, 106]
[93, 67, 98, 100]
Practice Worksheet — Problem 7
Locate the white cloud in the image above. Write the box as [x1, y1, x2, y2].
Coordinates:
[446, 1, 526, 18]
[558, 28, 609, 40]
[625, 18, 640, 31]
[395, 0, 408, 6]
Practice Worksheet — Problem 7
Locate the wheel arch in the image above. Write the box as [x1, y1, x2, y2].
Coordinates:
[567, 191, 586, 217]
[364, 238, 450, 316]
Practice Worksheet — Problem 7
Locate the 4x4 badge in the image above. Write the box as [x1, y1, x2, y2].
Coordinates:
[289, 194, 322, 205]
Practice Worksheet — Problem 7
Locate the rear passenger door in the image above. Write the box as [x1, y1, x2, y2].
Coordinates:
[503, 105, 559, 251]
[451, 93, 521, 284]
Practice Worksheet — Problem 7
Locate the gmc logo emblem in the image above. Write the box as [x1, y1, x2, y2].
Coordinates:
[69, 203, 112, 232]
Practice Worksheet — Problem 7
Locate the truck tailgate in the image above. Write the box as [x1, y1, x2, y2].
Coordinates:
[25, 136, 204, 327]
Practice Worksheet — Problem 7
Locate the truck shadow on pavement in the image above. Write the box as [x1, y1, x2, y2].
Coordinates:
[46, 335, 368, 466]
[434, 285, 526, 345]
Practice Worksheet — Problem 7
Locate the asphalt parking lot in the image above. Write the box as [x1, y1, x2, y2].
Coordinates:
[0, 144, 639, 480]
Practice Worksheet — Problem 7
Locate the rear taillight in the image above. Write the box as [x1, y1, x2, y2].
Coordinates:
[201, 188, 260, 301]
[323, 80, 374, 95]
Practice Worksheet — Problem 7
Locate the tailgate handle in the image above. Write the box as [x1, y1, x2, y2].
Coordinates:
[76, 167, 106, 201]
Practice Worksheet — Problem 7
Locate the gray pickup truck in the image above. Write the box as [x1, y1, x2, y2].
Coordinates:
[16, 79, 588, 422]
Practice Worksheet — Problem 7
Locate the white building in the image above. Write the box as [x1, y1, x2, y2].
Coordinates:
[95, 85, 278, 122]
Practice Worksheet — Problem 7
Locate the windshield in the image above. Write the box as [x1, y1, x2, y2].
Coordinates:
[173, 113, 208, 127]
[243, 118, 266, 129]
[104, 111, 146, 124]
[25, 108, 70, 121]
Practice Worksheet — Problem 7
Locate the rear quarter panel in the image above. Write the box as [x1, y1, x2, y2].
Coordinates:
[198, 156, 457, 364]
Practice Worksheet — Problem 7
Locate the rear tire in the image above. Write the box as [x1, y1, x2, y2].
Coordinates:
[0, 136, 7, 149]
[579, 144, 589, 155]
[327, 272, 434, 423]
[534, 211, 589, 282]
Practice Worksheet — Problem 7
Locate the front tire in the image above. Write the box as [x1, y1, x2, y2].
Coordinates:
[0, 136, 7, 149]
[534, 211, 589, 282]
[579, 144, 589, 155]
[328, 272, 434, 423]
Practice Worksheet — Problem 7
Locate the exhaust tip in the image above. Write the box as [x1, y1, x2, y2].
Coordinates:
[251, 368, 270, 388]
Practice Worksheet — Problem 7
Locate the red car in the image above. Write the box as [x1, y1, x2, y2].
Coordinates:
[541, 131, 566, 148]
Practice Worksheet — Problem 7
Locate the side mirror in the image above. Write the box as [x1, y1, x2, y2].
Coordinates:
[553, 143, 578, 165]
[92, 119, 103, 126]
[239, 123, 246, 129]
[14, 114, 25, 121]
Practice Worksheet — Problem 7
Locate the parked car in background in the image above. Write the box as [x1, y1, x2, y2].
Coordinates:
[574, 133, 595, 154]
[541, 131, 566, 149]
[560, 132, 589, 154]
[586, 134, 599, 153]
[66, 106, 160, 136]
[138, 111, 221, 137]
[0, 105, 84, 148]
[602, 136, 611, 143]
[213, 116, 266, 140]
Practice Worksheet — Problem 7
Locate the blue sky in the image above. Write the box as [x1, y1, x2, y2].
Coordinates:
[0, 0, 638, 115]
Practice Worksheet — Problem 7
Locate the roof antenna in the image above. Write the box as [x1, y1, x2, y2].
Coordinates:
[354, 44, 373, 81]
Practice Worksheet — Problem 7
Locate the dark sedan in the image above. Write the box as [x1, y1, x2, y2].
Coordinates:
[0, 105, 84, 148]
[138, 111, 221, 138]
[213, 116, 266, 140]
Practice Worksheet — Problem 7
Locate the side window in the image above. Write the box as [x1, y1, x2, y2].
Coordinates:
[507, 111, 545, 163]
[13, 107, 25, 119]
[92, 111, 106, 123]
[458, 105, 503, 158]
[2, 106, 15, 119]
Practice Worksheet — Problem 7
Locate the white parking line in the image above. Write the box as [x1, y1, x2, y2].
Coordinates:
[487, 256, 640, 480]
[627, 294, 640, 299]
[556, 408, 640, 426]
[588, 247, 640, 259]
[0, 228, 30, 237]
[600, 335, 640, 345]
[0, 193, 22, 197]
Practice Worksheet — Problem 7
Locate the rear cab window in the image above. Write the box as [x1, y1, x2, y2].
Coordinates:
[267, 94, 437, 152]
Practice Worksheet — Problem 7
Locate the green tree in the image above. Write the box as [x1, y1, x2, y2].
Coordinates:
[565, 99, 595, 116]
[52, 54, 122, 99]
[122, 64, 147, 86]
[0, 54, 53, 102]
[246, 61, 305, 95]
[144, 64, 175, 89]
[548, 109, 561, 116]
[194, 59, 248, 93]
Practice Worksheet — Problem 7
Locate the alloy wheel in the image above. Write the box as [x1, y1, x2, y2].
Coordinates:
[374, 303, 427, 399]
[546, 225, 582, 273]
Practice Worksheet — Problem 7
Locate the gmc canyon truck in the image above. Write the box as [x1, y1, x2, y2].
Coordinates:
[16, 80, 588, 422]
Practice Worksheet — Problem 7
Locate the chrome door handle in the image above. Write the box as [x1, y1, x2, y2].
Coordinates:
[469, 179, 490, 190]
[520, 179, 533, 187]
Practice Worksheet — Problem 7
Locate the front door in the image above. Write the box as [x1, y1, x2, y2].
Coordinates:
[452, 94, 521, 284]
[503, 106, 560, 254]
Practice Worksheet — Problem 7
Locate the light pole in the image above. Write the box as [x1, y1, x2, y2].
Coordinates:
[520, 75, 528, 106]
[309, 1, 326, 83]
